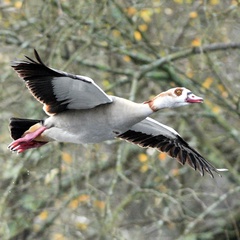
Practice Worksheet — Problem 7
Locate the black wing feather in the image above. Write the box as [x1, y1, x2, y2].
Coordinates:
[12, 50, 72, 114]
[118, 130, 219, 177]
[11, 49, 112, 115]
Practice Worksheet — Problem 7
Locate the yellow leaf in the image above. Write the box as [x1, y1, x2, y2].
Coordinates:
[102, 79, 110, 88]
[167, 222, 176, 230]
[138, 153, 148, 163]
[78, 194, 90, 203]
[210, 0, 219, 5]
[158, 184, 167, 192]
[14, 1, 22, 8]
[202, 77, 213, 89]
[217, 84, 228, 98]
[126, 7, 137, 16]
[60, 164, 67, 173]
[212, 105, 221, 114]
[68, 199, 79, 210]
[123, 55, 131, 62]
[217, 84, 225, 92]
[154, 7, 161, 14]
[139, 9, 152, 23]
[33, 223, 40, 232]
[189, 11, 198, 18]
[186, 69, 194, 78]
[44, 168, 59, 185]
[112, 29, 121, 38]
[140, 164, 149, 173]
[191, 38, 201, 47]
[159, 50, 167, 57]
[76, 222, 88, 231]
[75, 216, 89, 230]
[231, 0, 238, 6]
[94, 200, 106, 210]
[205, 100, 221, 114]
[38, 210, 48, 220]
[52, 233, 66, 240]
[171, 168, 179, 176]
[164, 8, 173, 15]
[138, 24, 148, 32]
[158, 152, 167, 161]
[134, 31, 142, 41]
[174, 0, 184, 3]
[174, 0, 192, 3]
[100, 41, 108, 47]
[154, 197, 162, 206]
[62, 152, 72, 164]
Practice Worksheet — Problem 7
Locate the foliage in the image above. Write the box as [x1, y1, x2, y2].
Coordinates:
[0, 0, 240, 239]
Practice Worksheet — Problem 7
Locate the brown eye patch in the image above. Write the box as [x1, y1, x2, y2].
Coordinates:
[174, 88, 183, 96]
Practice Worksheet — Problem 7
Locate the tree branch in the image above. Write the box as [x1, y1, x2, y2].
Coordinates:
[182, 186, 240, 237]
[138, 42, 240, 80]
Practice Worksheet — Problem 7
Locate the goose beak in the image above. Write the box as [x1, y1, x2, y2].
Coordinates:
[186, 93, 204, 103]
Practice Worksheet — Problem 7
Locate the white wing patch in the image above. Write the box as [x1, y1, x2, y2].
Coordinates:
[130, 117, 180, 139]
[52, 76, 113, 109]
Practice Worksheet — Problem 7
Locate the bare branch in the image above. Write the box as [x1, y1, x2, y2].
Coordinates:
[138, 42, 240, 79]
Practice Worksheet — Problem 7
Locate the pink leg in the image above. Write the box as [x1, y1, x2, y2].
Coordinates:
[8, 126, 47, 153]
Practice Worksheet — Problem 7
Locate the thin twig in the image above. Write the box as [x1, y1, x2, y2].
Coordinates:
[182, 186, 240, 236]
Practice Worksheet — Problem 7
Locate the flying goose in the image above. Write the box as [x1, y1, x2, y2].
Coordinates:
[8, 50, 227, 177]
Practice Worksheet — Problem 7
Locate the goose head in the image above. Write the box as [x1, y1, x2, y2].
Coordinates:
[148, 87, 203, 111]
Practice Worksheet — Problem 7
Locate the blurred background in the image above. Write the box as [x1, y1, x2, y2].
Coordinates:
[0, 0, 240, 239]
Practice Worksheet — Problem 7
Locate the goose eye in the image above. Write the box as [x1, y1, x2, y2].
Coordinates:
[174, 88, 183, 96]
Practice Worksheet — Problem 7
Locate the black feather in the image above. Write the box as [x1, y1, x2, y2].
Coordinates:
[9, 118, 43, 140]
[118, 130, 220, 177]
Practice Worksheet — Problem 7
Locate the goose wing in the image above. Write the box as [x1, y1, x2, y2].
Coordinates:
[118, 117, 222, 177]
[11, 50, 112, 115]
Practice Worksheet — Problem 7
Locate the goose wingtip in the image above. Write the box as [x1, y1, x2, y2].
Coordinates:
[216, 168, 228, 172]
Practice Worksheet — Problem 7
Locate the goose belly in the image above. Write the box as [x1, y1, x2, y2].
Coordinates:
[43, 104, 147, 144]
